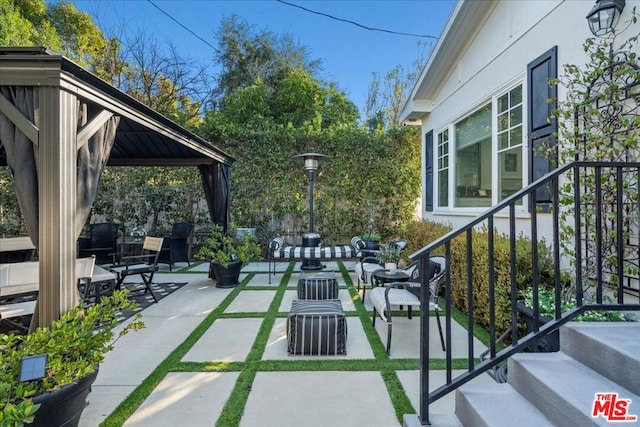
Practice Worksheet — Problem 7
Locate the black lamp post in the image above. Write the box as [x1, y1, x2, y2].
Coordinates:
[293, 153, 328, 270]
[587, 0, 625, 36]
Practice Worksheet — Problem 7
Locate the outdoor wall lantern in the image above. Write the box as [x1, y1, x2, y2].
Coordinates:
[587, 0, 625, 36]
[292, 153, 328, 233]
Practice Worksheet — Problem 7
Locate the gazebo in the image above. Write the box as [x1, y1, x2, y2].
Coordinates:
[0, 47, 235, 327]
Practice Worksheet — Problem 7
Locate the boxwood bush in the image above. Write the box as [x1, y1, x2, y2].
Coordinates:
[448, 227, 555, 334]
[404, 220, 555, 335]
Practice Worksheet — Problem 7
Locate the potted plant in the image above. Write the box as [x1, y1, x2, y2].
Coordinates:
[0, 290, 144, 426]
[376, 243, 402, 273]
[361, 233, 381, 251]
[195, 225, 261, 288]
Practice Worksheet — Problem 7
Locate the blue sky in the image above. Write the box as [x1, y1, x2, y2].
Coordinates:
[70, 0, 456, 115]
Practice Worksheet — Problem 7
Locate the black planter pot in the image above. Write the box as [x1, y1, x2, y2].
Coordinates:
[31, 368, 98, 427]
[516, 302, 560, 352]
[364, 240, 380, 251]
[209, 260, 243, 288]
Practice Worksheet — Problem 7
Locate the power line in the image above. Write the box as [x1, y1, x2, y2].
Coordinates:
[146, 0, 219, 52]
[276, 0, 439, 40]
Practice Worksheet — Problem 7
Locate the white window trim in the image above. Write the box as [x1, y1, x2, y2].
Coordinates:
[432, 79, 529, 214]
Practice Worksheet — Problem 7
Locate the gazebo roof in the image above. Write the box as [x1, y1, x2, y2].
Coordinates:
[0, 46, 234, 327]
[0, 46, 234, 167]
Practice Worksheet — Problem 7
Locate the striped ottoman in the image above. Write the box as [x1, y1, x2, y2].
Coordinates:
[287, 299, 347, 356]
[297, 272, 339, 299]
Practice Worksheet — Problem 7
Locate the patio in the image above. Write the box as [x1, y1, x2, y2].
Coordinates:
[80, 260, 492, 427]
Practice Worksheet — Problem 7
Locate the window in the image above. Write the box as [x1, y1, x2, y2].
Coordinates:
[437, 129, 449, 207]
[497, 86, 523, 203]
[455, 104, 492, 208]
[435, 84, 524, 210]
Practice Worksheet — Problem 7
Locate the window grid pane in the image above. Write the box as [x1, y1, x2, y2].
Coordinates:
[498, 85, 523, 204]
[437, 129, 449, 207]
[498, 86, 524, 152]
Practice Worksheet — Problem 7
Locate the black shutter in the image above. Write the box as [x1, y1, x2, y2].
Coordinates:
[425, 130, 434, 212]
[527, 46, 557, 208]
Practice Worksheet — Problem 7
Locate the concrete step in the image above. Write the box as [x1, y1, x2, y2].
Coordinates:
[403, 413, 463, 427]
[561, 322, 640, 395]
[509, 352, 640, 426]
[455, 382, 555, 427]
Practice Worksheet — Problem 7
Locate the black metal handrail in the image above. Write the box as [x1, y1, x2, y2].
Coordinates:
[410, 161, 640, 425]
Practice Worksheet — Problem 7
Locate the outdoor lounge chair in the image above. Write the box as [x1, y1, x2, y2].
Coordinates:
[78, 223, 120, 265]
[370, 255, 446, 355]
[109, 236, 164, 303]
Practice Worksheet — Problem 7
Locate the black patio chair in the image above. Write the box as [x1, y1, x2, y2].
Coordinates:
[109, 236, 164, 303]
[158, 222, 193, 271]
[78, 223, 120, 265]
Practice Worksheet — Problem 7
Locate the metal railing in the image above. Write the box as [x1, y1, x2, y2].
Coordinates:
[410, 161, 640, 425]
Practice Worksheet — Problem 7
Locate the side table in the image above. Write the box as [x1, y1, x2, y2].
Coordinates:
[372, 270, 410, 287]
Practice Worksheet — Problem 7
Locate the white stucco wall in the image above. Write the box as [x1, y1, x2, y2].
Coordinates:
[418, 0, 639, 240]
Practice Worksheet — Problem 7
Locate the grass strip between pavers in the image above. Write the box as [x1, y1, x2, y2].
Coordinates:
[100, 272, 256, 427]
[102, 260, 488, 426]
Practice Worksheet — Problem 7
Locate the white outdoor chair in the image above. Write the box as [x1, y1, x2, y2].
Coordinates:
[370, 256, 447, 355]
[354, 239, 407, 303]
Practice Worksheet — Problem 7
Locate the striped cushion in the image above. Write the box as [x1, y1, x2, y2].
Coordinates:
[351, 236, 366, 250]
[272, 245, 355, 259]
[269, 237, 284, 251]
[298, 272, 338, 299]
[287, 299, 347, 355]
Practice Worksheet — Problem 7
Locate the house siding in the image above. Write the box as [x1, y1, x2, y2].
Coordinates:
[408, 0, 639, 239]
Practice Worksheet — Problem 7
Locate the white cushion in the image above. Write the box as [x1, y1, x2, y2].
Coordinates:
[370, 286, 420, 323]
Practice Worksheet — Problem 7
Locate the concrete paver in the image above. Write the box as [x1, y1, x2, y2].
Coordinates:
[183, 318, 263, 362]
[240, 371, 399, 427]
[263, 317, 375, 360]
[124, 372, 239, 426]
[224, 290, 276, 313]
[80, 261, 491, 427]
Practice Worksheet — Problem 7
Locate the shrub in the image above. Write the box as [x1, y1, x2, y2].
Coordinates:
[402, 219, 453, 258]
[523, 287, 634, 322]
[402, 219, 557, 335]
[448, 227, 555, 334]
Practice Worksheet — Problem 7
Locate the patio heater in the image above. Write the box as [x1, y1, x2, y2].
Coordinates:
[293, 153, 328, 270]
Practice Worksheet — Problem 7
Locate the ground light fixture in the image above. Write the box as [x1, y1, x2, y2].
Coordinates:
[587, 0, 625, 36]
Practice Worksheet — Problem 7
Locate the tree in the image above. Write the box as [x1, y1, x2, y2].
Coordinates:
[0, 0, 114, 73]
[117, 30, 212, 127]
[364, 41, 428, 128]
[212, 15, 322, 108]
[199, 15, 422, 244]
[0, 0, 61, 50]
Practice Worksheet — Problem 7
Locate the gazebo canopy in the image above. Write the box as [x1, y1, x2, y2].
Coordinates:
[0, 47, 234, 327]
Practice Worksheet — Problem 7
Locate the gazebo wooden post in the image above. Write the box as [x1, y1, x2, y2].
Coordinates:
[38, 85, 78, 326]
